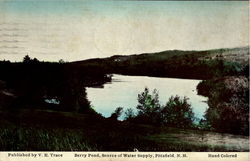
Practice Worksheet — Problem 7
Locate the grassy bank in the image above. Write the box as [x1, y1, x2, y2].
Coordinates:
[0, 109, 248, 151]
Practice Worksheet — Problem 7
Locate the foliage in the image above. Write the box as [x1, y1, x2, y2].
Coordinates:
[0, 59, 110, 114]
[198, 119, 212, 130]
[0, 126, 95, 151]
[161, 96, 194, 128]
[23, 55, 31, 62]
[109, 107, 123, 120]
[136, 88, 162, 124]
[23, 55, 39, 63]
[124, 108, 136, 120]
[131, 88, 195, 128]
[197, 76, 249, 135]
[137, 88, 161, 114]
[58, 59, 65, 64]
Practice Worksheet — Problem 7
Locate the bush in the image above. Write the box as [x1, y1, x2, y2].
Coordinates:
[130, 88, 195, 128]
[109, 107, 123, 120]
[124, 108, 136, 121]
[161, 96, 194, 128]
[136, 88, 162, 124]
[198, 76, 249, 135]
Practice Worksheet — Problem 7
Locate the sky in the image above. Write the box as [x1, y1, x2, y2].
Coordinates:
[0, 0, 249, 62]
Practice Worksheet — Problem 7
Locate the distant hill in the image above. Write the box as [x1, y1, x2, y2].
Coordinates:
[73, 46, 249, 65]
[198, 46, 249, 65]
[71, 46, 249, 79]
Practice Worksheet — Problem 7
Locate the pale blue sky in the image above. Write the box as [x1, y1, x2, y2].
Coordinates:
[2, 1, 246, 17]
[0, 0, 248, 61]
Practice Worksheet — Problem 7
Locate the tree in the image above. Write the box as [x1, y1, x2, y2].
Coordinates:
[59, 77, 90, 112]
[124, 108, 135, 120]
[23, 55, 31, 63]
[137, 88, 161, 114]
[132, 88, 195, 128]
[205, 98, 249, 135]
[109, 107, 123, 120]
[161, 96, 194, 128]
[23, 55, 39, 63]
[33, 58, 39, 63]
[136, 88, 162, 124]
[198, 76, 249, 135]
[59, 59, 65, 64]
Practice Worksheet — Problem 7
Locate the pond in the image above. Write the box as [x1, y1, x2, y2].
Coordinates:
[86, 74, 208, 121]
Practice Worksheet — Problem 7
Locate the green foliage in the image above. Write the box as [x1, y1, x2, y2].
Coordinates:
[137, 88, 161, 115]
[124, 108, 136, 120]
[223, 61, 242, 75]
[0, 126, 95, 151]
[198, 119, 212, 130]
[197, 76, 249, 135]
[204, 100, 249, 135]
[161, 96, 194, 128]
[136, 88, 162, 124]
[132, 88, 195, 128]
[204, 107, 220, 129]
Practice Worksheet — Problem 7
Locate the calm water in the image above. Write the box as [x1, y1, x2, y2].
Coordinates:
[86, 74, 208, 121]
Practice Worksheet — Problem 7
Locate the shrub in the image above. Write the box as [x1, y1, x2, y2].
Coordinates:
[124, 108, 136, 121]
[198, 76, 249, 135]
[136, 88, 162, 124]
[109, 107, 123, 120]
[131, 88, 195, 128]
[161, 96, 194, 128]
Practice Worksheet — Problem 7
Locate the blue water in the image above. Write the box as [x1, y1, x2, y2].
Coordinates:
[86, 74, 208, 121]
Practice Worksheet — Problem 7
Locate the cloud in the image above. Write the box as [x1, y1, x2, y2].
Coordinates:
[0, 51, 21, 55]
[0, 34, 27, 37]
[0, 45, 23, 49]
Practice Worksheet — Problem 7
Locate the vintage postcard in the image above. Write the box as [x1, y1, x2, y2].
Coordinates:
[0, 0, 249, 161]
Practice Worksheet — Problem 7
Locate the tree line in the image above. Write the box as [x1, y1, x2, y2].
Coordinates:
[0, 55, 111, 114]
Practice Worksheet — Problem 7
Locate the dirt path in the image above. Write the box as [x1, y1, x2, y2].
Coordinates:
[152, 129, 249, 151]
[182, 132, 248, 151]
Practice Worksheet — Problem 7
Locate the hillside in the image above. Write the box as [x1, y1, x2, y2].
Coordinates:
[74, 47, 249, 65]
[72, 46, 249, 79]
